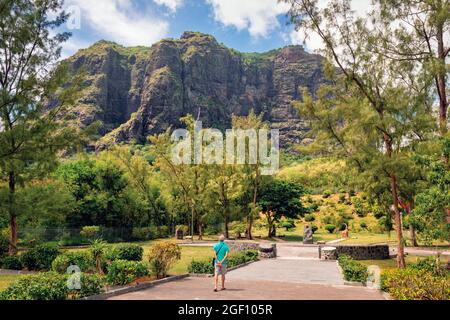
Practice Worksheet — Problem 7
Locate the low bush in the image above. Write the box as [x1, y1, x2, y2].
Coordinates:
[279, 219, 296, 231]
[157, 226, 170, 238]
[322, 190, 332, 199]
[321, 215, 334, 225]
[338, 255, 368, 283]
[52, 251, 95, 273]
[107, 244, 143, 262]
[325, 224, 336, 234]
[21, 244, 60, 271]
[188, 260, 214, 274]
[131, 227, 158, 241]
[1, 255, 23, 270]
[409, 257, 447, 276]
[0, 272, 105, 300]
[148, 242, 181, 279]
[0, 231, 9, 257]
[241, 250, 259, 262]
[70, 273, 105, 299]
[311, 225, 318, 233]
[188, 250, 259, 274]
[0, 272, 67, 300]
[381, 268, 449, 300]
[304, 214, 315, 222]
[106, 260, 149, 286]
[79, 226, 100, 239]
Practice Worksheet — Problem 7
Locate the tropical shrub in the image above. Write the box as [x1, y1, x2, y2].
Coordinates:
[70, 273, 105, 299]
[188, 260, 214, 274]
[304, 214, 315, 222]
[157, 226, 170, 238]
[89, 239, 107, 274]
[148, 242, 181, 279]
[107, 244, 143, 262]
[21, 244, 60, 271]
[106, 260, 149, 285]
[322, 190, 332, 199]
[131, 227, 158, 241]
[188, 250, 259, 274]
[0, 272, 105, 300]
[79, 226, 100, 240]
[0, 230, 9, 257]
[338, 255, 368, 283]
[1, 256, 23, 270]
[381, 268, 449, 300]
[52, 251, 95, 273]
[322, 215, 334, 225]
[409, 257, 447, 276]
[353, 198, 367, 217]
[279, 218, 296, 231]
[325, 224, 336, 234]
[0, 272, 68, 300]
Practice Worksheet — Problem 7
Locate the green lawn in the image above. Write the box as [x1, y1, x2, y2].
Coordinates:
[0, 275, 22, 292]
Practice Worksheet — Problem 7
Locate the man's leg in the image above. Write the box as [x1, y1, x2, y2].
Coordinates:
[221, 265, 227, 289]
[221, 274, 225, 289]
[214, 273, 219, 291]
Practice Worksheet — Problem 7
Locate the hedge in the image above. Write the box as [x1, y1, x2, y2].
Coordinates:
[52, 251, 95, 273]
[105, 260, 149, 285]
[0, 272, 104, 300]
[21, 244, 60, 271]
[188, 250, 259, 274]
[338, 254, 369, 283]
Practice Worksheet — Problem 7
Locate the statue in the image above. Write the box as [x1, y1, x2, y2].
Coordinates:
[303, 225, 313, 244]
[341, 223, 349, 238]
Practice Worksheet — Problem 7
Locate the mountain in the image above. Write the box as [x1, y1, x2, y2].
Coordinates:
[63, 31, 326, 150]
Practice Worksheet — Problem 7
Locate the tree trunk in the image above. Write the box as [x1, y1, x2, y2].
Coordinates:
[390, 174, 406, 268]
[266, 213, 273, 238]
[409, 224, 418, 247]
[383, 132, 405, 269]
[224, 210, 229, 239]
[247, 165, 259, 240]
[246, 213, 253, 240]
[436, 25, 448, 137]
[198, 223, 203, 240]
[8, 171, 17, 255]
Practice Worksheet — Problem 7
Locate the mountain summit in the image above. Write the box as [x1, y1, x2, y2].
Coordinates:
[64, 32, 326, 150]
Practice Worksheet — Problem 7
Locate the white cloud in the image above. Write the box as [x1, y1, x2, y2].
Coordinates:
[206, 0, 290, 38]
[153, 0, 184, 12]
[289, 0, 374, 52]
[66, 0, 169, 47]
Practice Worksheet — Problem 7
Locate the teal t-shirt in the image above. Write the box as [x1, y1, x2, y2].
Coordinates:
[213, 241, 230, 266]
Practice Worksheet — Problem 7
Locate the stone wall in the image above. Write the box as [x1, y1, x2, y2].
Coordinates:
[319, 244, 389, 260]
[227, 241, 277, 259]
[227, 241, 260, 253]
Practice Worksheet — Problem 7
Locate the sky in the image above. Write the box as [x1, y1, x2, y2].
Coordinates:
[59, 0, 374, 58]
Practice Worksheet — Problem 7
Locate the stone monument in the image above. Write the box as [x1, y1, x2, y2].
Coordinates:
[303, 225, 314, 244]
[175, 228, 184, 240]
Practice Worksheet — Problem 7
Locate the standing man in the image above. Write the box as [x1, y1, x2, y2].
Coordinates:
[213, 234, 230, 292]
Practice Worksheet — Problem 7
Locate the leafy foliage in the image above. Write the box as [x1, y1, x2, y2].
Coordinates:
[106, 260, 149, 286]
[381, 268, 449, 300]
[148, 242, 181, 279]
[338, 255, 369, 283]
[21, 244, 60, 271]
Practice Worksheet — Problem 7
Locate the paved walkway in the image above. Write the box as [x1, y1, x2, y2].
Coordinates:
[109, 245, 386, 300]
[109, 276, 385, 300]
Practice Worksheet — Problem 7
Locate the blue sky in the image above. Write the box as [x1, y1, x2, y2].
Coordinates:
[60, 0, 372, 58]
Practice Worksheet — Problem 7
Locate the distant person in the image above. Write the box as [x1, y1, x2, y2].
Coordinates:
[213, 234, 230, 292]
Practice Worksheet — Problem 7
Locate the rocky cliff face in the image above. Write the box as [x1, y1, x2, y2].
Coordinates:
[65, 32, 325, 149]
